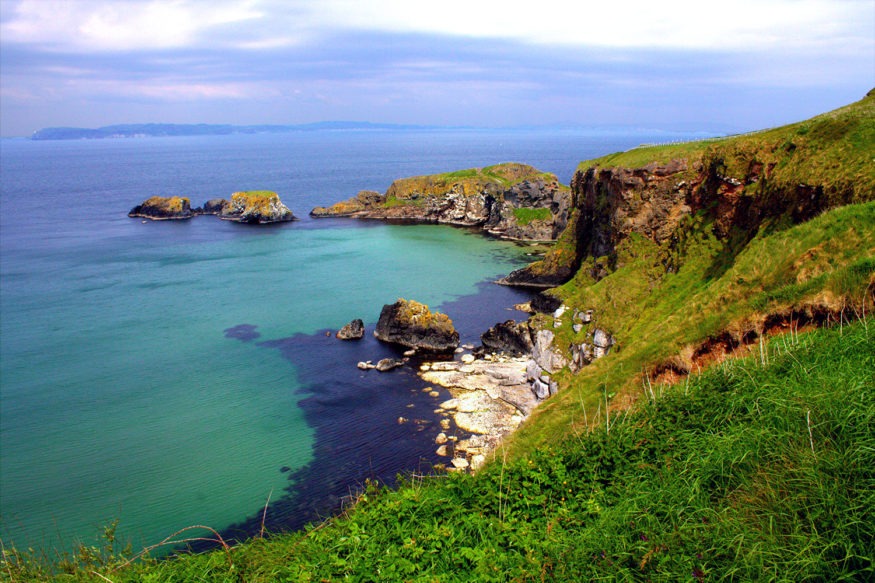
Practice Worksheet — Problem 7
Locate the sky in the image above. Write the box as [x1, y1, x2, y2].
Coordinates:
[1, 0, 873, 137]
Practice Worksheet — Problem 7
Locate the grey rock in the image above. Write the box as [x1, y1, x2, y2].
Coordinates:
[336, 318, 365, 340]
[375, 358, 404, 372]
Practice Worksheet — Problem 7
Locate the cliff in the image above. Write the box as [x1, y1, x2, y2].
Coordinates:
[311, 162, 570, 241]
[502, 91, 875, 286]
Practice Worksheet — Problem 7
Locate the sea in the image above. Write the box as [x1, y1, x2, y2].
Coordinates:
[0, 127, 697, 556]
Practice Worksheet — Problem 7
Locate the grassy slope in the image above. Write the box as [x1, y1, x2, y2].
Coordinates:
[15, 320, 872, 581]
[511, 202, 874, 457]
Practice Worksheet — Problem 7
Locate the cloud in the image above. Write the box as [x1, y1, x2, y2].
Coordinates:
[3, 0, 872, 54]
[0, 0, 263, 51]
[0, 0, 872, 136]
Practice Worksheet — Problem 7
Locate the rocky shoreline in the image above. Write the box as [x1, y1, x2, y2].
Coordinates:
[347, 295, 616, 474]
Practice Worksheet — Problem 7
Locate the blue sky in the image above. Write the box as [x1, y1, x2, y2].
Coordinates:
[1, 0, 872, 137]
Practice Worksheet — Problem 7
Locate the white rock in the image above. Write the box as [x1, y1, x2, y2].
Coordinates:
[436, 445, 448, 457]
[460, 354, 476, 364]
[435, 432, 448, 444]
[451, 457, 470, 469]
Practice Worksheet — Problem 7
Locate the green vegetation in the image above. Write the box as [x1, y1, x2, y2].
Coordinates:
[5, 94, 873, 582]
[385, 162, 563, 203]
[515, 201, 874, 456]
[580, 91, 875, 202]
[232, 190, 277, 199]
[511, 206, 552, 225]
[6, 321, 871, 581]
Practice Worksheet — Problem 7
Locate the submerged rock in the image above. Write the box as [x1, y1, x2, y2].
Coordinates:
[128, 196, 195, 220]
[374, 299, 459, 352]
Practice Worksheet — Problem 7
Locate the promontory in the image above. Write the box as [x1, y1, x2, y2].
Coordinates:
[311, 162, 570, 242]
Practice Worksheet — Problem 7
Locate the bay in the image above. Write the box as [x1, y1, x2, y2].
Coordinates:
[0, 128, 693, 554]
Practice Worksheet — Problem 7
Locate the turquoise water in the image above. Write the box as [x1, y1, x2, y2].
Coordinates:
[0, 129, 683, 554]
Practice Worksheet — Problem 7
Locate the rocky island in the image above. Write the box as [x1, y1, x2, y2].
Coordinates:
[127, 195, 196, 220]
[311, 162, 570, 241]
[128, 190, 296, 223]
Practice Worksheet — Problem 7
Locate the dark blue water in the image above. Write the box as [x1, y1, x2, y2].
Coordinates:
[0, 128, 685, 554]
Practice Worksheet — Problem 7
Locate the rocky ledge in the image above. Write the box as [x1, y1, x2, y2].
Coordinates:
[128, 196, 195, 220]
[310, 163, 570, 242]
[375, 299, 459, 352]
[128, 191, 296, 223]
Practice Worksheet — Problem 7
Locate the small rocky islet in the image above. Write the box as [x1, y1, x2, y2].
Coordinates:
[128, 190, 296, 223]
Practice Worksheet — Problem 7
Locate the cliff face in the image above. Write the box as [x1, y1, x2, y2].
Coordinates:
[502, 92, 875, 287]
[311, 163, 570, 242]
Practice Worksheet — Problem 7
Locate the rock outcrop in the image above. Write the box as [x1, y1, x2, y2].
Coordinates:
[480, 320, 534, 356]
[336, 319, 365, 340]
[130, 192, 296, 224]
[217, 191, 296, 223]
[374, 299, 459, 352]
[201, 198, 231, 215]
[128, 196, 195, 220]
[310, 163, 570, 242]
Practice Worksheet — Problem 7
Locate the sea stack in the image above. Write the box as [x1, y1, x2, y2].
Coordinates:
[374, 299, 459, 352]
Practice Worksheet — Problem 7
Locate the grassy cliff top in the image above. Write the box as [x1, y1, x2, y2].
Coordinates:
[231, 190, 279, 199]
[579, 90, 875, 200]
[387, 162, 563, 199]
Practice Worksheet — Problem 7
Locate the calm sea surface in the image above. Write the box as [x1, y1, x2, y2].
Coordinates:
[0, 128, 690, 554]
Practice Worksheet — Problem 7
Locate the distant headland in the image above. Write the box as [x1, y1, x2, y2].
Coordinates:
[30, 122, 459, 140]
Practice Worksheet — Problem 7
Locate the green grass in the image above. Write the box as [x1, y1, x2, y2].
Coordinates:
[512, 206, 552, 225]
[578, 91, 874, 202]
[233, 190, 277, 198]
[9, 320, 871, 581]
[512, 201, 874, 456]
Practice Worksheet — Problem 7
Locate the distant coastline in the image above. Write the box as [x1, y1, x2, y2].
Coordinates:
[28, 122, 722, 141]
[29, 122, 466, 140]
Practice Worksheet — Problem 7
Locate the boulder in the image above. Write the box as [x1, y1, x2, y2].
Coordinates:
[128, 196, 195, 220]
[374, 299, 459, 352]
[480, 320, 534, 356]
[336, 319, 365, 340]
[375, 358, 405, 372]
[532, 329, 568, 373]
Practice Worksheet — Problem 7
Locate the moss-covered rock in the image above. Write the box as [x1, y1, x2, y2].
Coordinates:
[128, 196, 195, 220]
[374, 299, 459, 352]
[218, 191, 296, 223]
